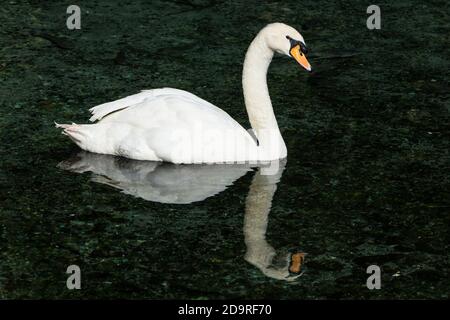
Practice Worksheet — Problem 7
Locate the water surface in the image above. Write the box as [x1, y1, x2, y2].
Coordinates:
[0, 0, 449, 299]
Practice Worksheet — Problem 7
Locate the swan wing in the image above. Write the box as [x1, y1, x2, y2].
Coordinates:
[83, 88, 257, 163]
[88, 88, 223, 122]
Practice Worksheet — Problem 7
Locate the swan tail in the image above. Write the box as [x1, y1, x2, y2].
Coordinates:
[55, 122, 91, 147]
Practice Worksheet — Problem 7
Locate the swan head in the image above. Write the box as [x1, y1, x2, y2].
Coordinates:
[263, 22, 311, 72]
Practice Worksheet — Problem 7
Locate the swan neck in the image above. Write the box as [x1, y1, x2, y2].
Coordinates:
[242, 33, 286, 160]
[242, 35, 278, 132]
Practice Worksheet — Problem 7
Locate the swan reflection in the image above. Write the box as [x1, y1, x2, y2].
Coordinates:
[59, 152, 306, 281]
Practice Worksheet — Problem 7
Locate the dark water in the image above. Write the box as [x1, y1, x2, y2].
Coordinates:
[0, 0, 449, 299]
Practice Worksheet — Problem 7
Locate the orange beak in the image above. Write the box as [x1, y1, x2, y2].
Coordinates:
[290, 44, 311, 72]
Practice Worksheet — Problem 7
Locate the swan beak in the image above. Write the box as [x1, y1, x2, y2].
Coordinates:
[290, 44, 311, 72]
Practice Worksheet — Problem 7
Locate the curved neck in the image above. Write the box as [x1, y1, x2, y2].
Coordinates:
[242, 32, 286, 158]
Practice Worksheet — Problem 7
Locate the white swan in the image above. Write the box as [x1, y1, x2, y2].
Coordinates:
[56, 23, 311, 163]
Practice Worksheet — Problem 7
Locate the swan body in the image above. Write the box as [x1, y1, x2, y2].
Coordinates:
[57, 23, 311, 163]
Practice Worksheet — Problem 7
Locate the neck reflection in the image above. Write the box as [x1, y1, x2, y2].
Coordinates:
[59, 152, 306, 281]
[244, 160, 305, 281]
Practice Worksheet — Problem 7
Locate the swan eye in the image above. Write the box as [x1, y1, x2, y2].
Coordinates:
[286, 36, 308, 55]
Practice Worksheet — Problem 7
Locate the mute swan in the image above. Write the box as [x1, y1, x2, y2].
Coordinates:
[56, 23, 311, 163]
